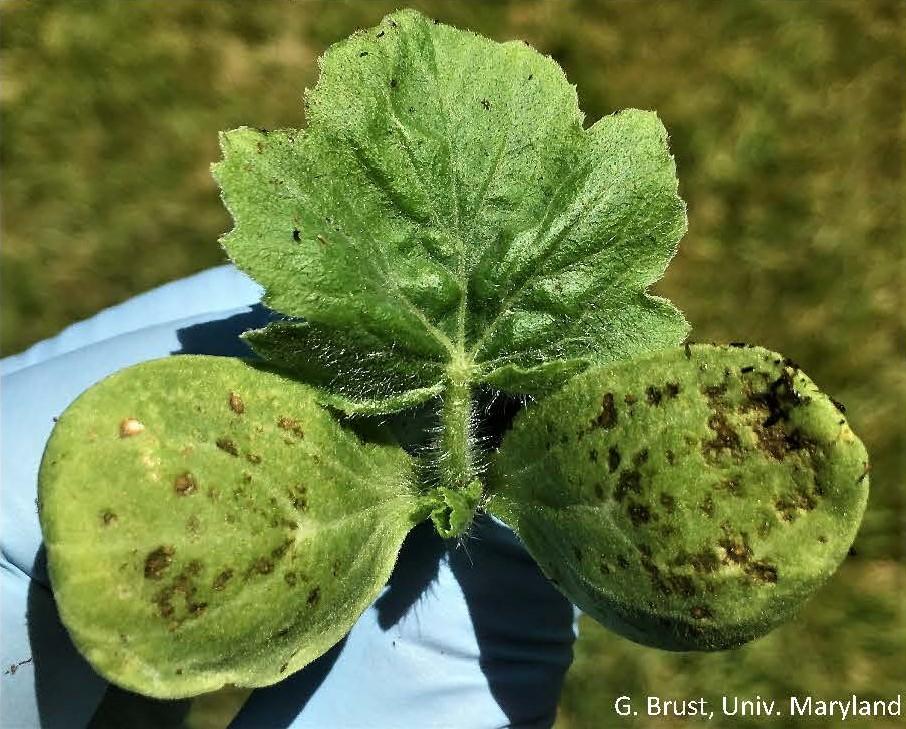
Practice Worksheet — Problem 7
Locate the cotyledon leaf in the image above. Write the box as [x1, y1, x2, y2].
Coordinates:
[38, 356, 429, 698]
[488, 344, 869, 650]
[214, 8, 688, 410]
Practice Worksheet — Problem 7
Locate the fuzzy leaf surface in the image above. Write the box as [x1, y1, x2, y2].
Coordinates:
[214, 8, 687, 407]
[489, 344, 869, 650]
[39, 356, 426, 698]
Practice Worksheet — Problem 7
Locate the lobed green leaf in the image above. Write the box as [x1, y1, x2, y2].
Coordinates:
[39, 356, 427, 698]
[214, 8, 688, 407]
[489, 344, 869, 650]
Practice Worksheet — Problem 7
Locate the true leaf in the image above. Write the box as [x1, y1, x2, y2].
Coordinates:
[214, 8, 688, 409]
[489, 344, 869, 650]
[38, 356, 427, 698]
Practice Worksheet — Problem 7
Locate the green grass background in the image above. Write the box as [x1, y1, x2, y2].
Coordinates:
[2, 1, 903, 727]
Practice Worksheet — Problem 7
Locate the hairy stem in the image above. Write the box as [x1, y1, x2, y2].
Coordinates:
[439, 355, 476, 491]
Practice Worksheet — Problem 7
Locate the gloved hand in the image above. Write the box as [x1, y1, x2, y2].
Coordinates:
[1, 266, 578, 729]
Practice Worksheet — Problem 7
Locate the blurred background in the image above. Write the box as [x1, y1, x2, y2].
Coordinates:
[2, 0, 903, 727]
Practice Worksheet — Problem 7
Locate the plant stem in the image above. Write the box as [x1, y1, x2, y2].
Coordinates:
[439, 353, 476, 492]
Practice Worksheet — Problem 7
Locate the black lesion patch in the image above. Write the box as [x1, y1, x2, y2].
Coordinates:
[627, 501, 651, 527]
[306, 587, 320, 608]
[659, 493, 676, 513]
[665, 449, 676, 465]
[284, 571, 298, 587]
[616, 555, 630, 569]
[589, 448, 598, 463]
[594, 483, 606, 500]
[607, 447, 621, 473]
[595, 393, 617, 429]
[144, 546, 175, 580]
[632, 448, 649, 467]
[614, 470, 641, 501]
[646, 385, 663, 406]
[100, 510, 117, 526]
[665, 382, 681, 398]
[216, 437, 239, 456]
[246, 452, 263, 465]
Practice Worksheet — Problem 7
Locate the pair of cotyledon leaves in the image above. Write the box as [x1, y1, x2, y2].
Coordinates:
[38, 9, 868, 699]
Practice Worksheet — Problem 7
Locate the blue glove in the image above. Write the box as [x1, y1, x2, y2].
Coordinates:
[1, 266, 578, 729]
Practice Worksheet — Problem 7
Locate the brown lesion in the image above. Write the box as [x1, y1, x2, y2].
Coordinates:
[277, 416, 305, 438]
[216, 437, 239, 456]
[144, 546, 175, 580]
[151, 559, 208, 629]
[594, 393, 617, 429]
[228, 391, 245, 415]
[173, 472, 197, 496]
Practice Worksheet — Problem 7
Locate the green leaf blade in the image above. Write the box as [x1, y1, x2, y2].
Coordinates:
[243, 321, 444, 415]
[489, 344, 869, 650]
[214, 9, 687, 403]
[39, 356, 426, 698]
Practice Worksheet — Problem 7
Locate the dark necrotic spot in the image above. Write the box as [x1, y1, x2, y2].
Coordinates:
[101, 510, 117, 526]
[627, 501, 651, 527]
[607, 447, 621, 473]
[665, 449, 676, 465]
[144, 546, 175, 580]
[216, 437, 239, 456]
[594, 483, 606, 500]
[589, 448, 598, 463]
[669, 575, 697, 598]
[616, 555, 629, 569]
[614, 470, 641, 501]
[830, 397, 846, 414]
[307, 587, 320, 608]
[632, 448, 649, 466]
[359, 51, 368, 57]
[229, 391, 245, 414]
[624, 393, 637, 406]
[665, 382, 681, 398]
[595, 393, 617, 429]
[292, 229, 301, 242]
[659, 493, 676, 513]
[749, 561, 778, 583]
[700, 495, 715, 518]
[255, 557, 273, 575]
[174, 472, 197, 496]
[729, 342, 747, 348]
[646, 386, 663, 406]
[213, 569, 233, 591]
[389, 78, 398, 88]
[277, 416, 304, 438]
[702, 412, 741, 461]
[480, 98, 490, 110]
[741, 365, 755, 374]
[247, 452, 262, 465]
[572, 547, 582, 563]
[284, 571, 298, 587]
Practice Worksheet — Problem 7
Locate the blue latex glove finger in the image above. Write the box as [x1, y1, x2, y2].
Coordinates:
[1, 266, 577, 729]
